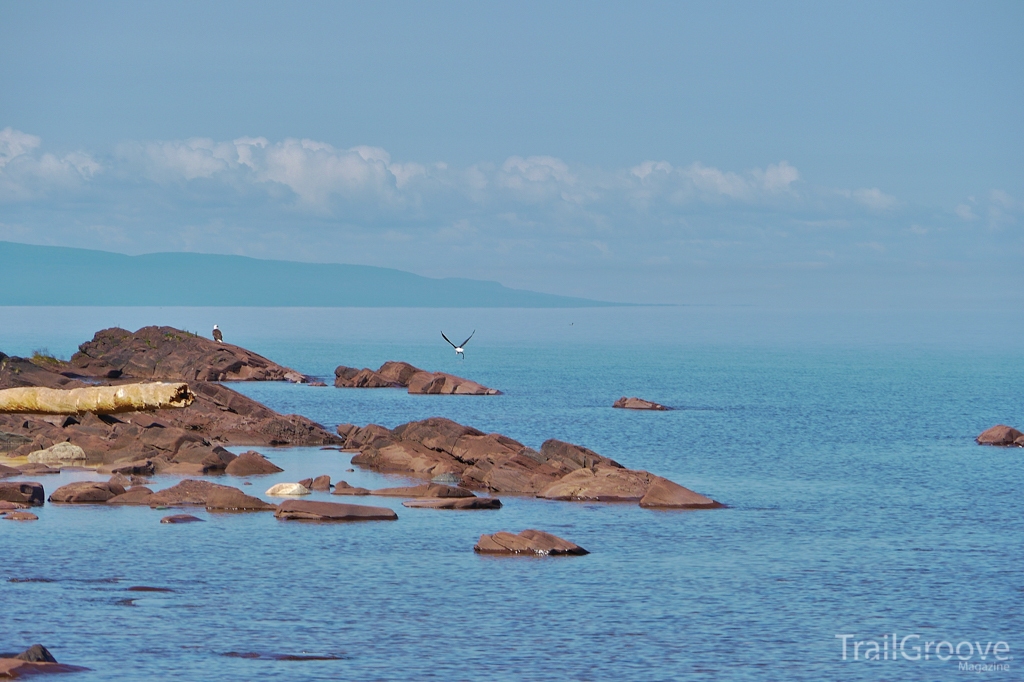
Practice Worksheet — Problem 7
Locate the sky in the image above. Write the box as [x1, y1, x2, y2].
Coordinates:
[1, 1, 1021, 307]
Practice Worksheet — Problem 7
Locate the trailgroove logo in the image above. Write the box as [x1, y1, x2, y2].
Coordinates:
[836, 633, 1012, 671]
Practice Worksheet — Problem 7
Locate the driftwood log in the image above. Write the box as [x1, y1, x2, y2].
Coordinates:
[0, 383, 195, 414]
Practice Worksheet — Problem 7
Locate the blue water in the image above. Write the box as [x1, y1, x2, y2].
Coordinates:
[1, 307, 1022, 680]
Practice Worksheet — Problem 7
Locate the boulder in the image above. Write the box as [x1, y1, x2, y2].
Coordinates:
[297, 478, 313, 488]
[976, 424, 1024, 446]
[369, 483, 475, 498]
[613, 396, 670, 411]
[27, 442, 87, 464]
[49, 480, 125, 503]
[224, 450, 283, 476]
[2, 511, 38, 521]
[161, 514, 204, 523]
[13, 645, 56, 663]
[266, 482, 310, 496]
[403, 497, 502, 510]
[205, 488, 276, 511]
[309, 475, 332, 491]
[106, 487, 155, 505]
[474, 530, 588, 555]
[331, 480, 370, 496]
[0, 462, 21, 478]
[0, 481, 44, 506]
[274, 499, 398, 522]
[334, 361, 500, 395]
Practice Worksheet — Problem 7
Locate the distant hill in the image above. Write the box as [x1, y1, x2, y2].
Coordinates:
[0, 241, 616, 307]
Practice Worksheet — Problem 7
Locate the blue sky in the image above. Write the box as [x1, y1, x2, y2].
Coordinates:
[1, 1, 1021, 306]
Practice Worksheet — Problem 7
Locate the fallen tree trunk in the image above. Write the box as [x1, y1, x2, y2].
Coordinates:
[0, 383, 195, 414]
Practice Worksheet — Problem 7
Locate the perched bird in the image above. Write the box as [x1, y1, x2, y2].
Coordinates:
[441, 330, 475, 358]
[212, 325, 223, 343]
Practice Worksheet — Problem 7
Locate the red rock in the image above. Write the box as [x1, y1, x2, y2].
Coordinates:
[403, 497, 501, 509]
[474, 529, 588, 555]
[145, 479, 241, 507]
[2, 511, 38, 520]
[536, 466, 651, 502]
[274, 499, 398, 522]
[205, 488, 276, 511]
[13, 463, 60, 475]
[331, 480, 370, 496]
[49, 481, 125, 503]
[161, 514, 204, 523]
[309, 475, 331, 491]
[334, 360, 500, 394]
[0, 481, 44, 506]
[0, 462, 21, 478]
[0, 500, 29, 510]
[106, 487, 155, 505]
[333, 366, 399, 388]
[976, 424, 1024, 446]
[224, 450, 283, 476]
[297, 478, 313, 488]
[0, 658, 89, 677]
[639, 477, 724, 508]
[70, 325, 311, 383]
[613, 396, 670, 411]
[370, 483, 475, 498]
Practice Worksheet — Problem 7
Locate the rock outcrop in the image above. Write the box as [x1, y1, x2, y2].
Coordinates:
[337, 417, 723, 509]
[334, 361, 500, 395]
[474, 529, 588, 555]
[70, 326, 310, 383]
[0, 644, 89, 677]
[274, 499, 398, 522]
[0, 330, 341, 470]
[976, 424, 1024, 447]
[613, 396, 670, 411]
[0, 482, 44, 506]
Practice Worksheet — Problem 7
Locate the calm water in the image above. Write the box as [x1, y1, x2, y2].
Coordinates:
[1, 307, 1022, 681]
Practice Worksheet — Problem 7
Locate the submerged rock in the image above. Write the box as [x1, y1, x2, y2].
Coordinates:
[2, 511, 38, 521]
[474, 529, 588, 556]
[274, 499, 398, 522]
[976, 424, 1024, 446]
[161, 514, 204, 523]
[613, 396, 670, 411]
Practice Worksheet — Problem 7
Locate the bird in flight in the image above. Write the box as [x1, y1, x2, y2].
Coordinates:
[212, 325, 223, 343]
[441, 330, 475, 358]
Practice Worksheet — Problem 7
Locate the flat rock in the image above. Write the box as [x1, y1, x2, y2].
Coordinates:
[27, 441, 87, 464]
[334, 361, 501, 395]
[101, 459, 156, 476]
[2, 511, 38, 521]
[976, 424, 1024, 446]
[266, 482, 310, 496]
[49, 480, 125, 503]
[0, 500, 30, 510]
[0, 659, 89, 677]
[205, 488, 276, 511]
[160, 514, 204, 523]
[474, 529, 588, 555]
[274, 499, 397, 522]
[331, 480, 370, 496]
[613, 396, 670, 411]
[403, 497, 502, 510]
[0, 462, 22, 478]
[225, 450, 284, 476]
[14, 463, 60, 475]
[0, 481, 45, 506]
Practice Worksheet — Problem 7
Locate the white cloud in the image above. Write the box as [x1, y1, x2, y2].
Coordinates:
[851, 187, 898, 211]
[954, 203, 978, 221]
[0, 127, 100, 200]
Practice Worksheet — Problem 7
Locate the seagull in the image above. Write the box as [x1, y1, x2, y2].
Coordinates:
[212, 325, 223, 343]
[441, 330, 474, 358]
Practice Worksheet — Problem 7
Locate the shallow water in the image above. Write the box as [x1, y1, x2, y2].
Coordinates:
[1, 307, 1022, 680]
